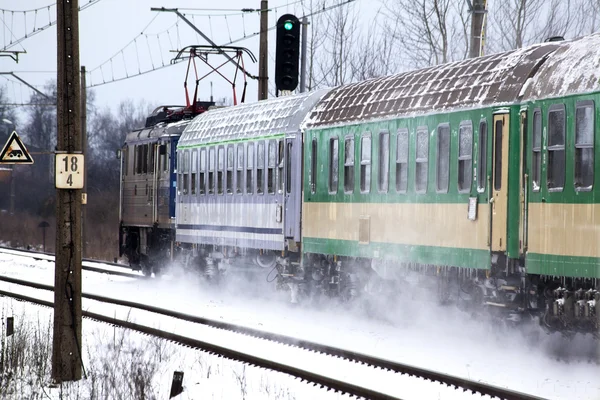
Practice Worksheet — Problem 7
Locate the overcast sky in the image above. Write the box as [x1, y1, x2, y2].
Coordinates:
[1, 0, 357, 117]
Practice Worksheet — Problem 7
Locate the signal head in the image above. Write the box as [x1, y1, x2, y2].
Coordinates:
[275, 14, 301, 92]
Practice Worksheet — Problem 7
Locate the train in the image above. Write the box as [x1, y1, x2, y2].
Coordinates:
[119, 33, 600, 336]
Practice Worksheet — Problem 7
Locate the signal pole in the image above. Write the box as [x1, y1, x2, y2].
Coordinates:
[300, 16, 308, 93]
[469, 0, 487, 58]
[258, 1, 269, 100]
[53, 0, 83, 383]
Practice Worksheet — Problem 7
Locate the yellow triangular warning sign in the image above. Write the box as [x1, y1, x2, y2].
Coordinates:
[0, 131, 34, 164]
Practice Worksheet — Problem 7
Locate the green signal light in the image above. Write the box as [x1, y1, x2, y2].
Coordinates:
[284, 20, 294, 30]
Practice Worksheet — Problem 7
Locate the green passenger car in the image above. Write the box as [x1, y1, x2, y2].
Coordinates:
[300, 34, 600, 333]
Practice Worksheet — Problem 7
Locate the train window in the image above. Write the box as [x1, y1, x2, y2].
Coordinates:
[236, 144, 244, 195]
[575, 101, 594, 191]
[183, 150, 190, 195]
[257, 142, 265, 195]
[268, 141, 276, 194]
[133, 145, 137, 175]
[123, 146, 129, 176]
[415, 127, 429, 193]
[141, 145, 146, 174]
[173, 146, 177, 172]
[329, 137, 339, 194]
[218, 147, 225, 195]
[227, 145, 234, 195]
[436, 124, 450, 193]
[199, 148, 206, 195]
[378, 131, 390, 193]
[547, 104, 565, 191]
[396, 129, 408, 193]
[531, 111, 542, 191]
[344, 136, 354, 193]
[278, 140, 284, 194]
[161, 144, 168, 173]
[493, 120, 503, 191]
[148, 144, 155, 174]
[208, 147, 215, 195]
[458, 121, 473, 193]
[477, 120, 488, 192]
[360, 134, 372, 193]
[142, 145, 147, 174]
[145, 144, 151, 174]
[176, 151, 181, 194]
[136, 145, 143, 174]
[247, 143, 254, 194]
[286, 142, 292, 194]
[191, 149, 197, 195]
[310, 138, 317, 194]
[157, 144, 165, 174]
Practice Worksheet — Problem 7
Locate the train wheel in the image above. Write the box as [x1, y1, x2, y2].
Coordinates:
[140, 255, 153, 277]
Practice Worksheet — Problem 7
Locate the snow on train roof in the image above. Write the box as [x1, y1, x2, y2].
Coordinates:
[125, 117, 192, 143]
[522, 33, 600, 100]
[179, 89, 329, 146]
[304, 42, 562, 128]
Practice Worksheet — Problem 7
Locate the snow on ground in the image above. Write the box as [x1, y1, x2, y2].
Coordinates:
[0, 251, 599, 399]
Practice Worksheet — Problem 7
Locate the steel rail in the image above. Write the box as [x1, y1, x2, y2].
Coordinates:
[0, 287, 400, 400]
[0, 274, 546, 400]
[0, 246, 140, 278]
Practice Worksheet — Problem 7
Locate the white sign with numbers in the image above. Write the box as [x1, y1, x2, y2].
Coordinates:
[55, 154, 84, 189]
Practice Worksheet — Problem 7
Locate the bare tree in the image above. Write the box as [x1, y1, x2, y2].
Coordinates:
[487, 0, 589, 53]
[381, 0, 470, 69]
[86, 98, 149, 191]
[0, 86, 19, 142]
[580, 0, 600, 33]
[22, 82, 57, 152]
[311, 1, 360, 87]
[300, 0, 328, 91]
[349, 8, 400, 81]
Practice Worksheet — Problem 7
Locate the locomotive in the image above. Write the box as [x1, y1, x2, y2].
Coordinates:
[118, 102, 214, 275]
[120, 33, 600, 335]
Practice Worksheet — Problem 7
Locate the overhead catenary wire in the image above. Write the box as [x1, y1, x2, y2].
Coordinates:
[85, 0, 355, 89]
[88, 13, 160, 73]
[0, 0, 102, 51]
[1, 10, 22, 50]
[0, 3, 55, 13]
[176, 0, 304, 17]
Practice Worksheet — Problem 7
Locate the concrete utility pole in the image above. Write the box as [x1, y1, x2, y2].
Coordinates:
[53, 0, 83, 383]
[299, 16, 308, 93]
[469, 0, 486, 58]
[258, 1, 269, 100]
[81, 66, 87, 258]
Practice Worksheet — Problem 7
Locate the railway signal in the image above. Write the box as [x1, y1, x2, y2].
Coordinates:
[275, 14, 300, 92]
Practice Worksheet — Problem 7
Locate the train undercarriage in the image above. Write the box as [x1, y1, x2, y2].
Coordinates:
[119, 223, 174, 276]
[121, 236, 599, 337]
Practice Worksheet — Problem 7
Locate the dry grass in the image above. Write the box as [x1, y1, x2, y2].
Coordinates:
[0, 190, 120, 262]
[0, 212, 55, 253]
[0, 306, 169, 400]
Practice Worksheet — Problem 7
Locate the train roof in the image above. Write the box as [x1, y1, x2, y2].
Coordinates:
[522, 33, 600, 100]
[304, 41, 563, 128]
[124, 117, 192, 144]
[179, 89, 329, 146]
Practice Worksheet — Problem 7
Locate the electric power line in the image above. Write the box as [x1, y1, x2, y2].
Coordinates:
[86, 0, 357, 89]
[0, 3, 55, 13]
[0, 0, 102, 51]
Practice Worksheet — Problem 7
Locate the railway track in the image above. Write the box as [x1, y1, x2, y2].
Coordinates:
[0, 272, 546, 400]
[0, 246, 141, 279]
